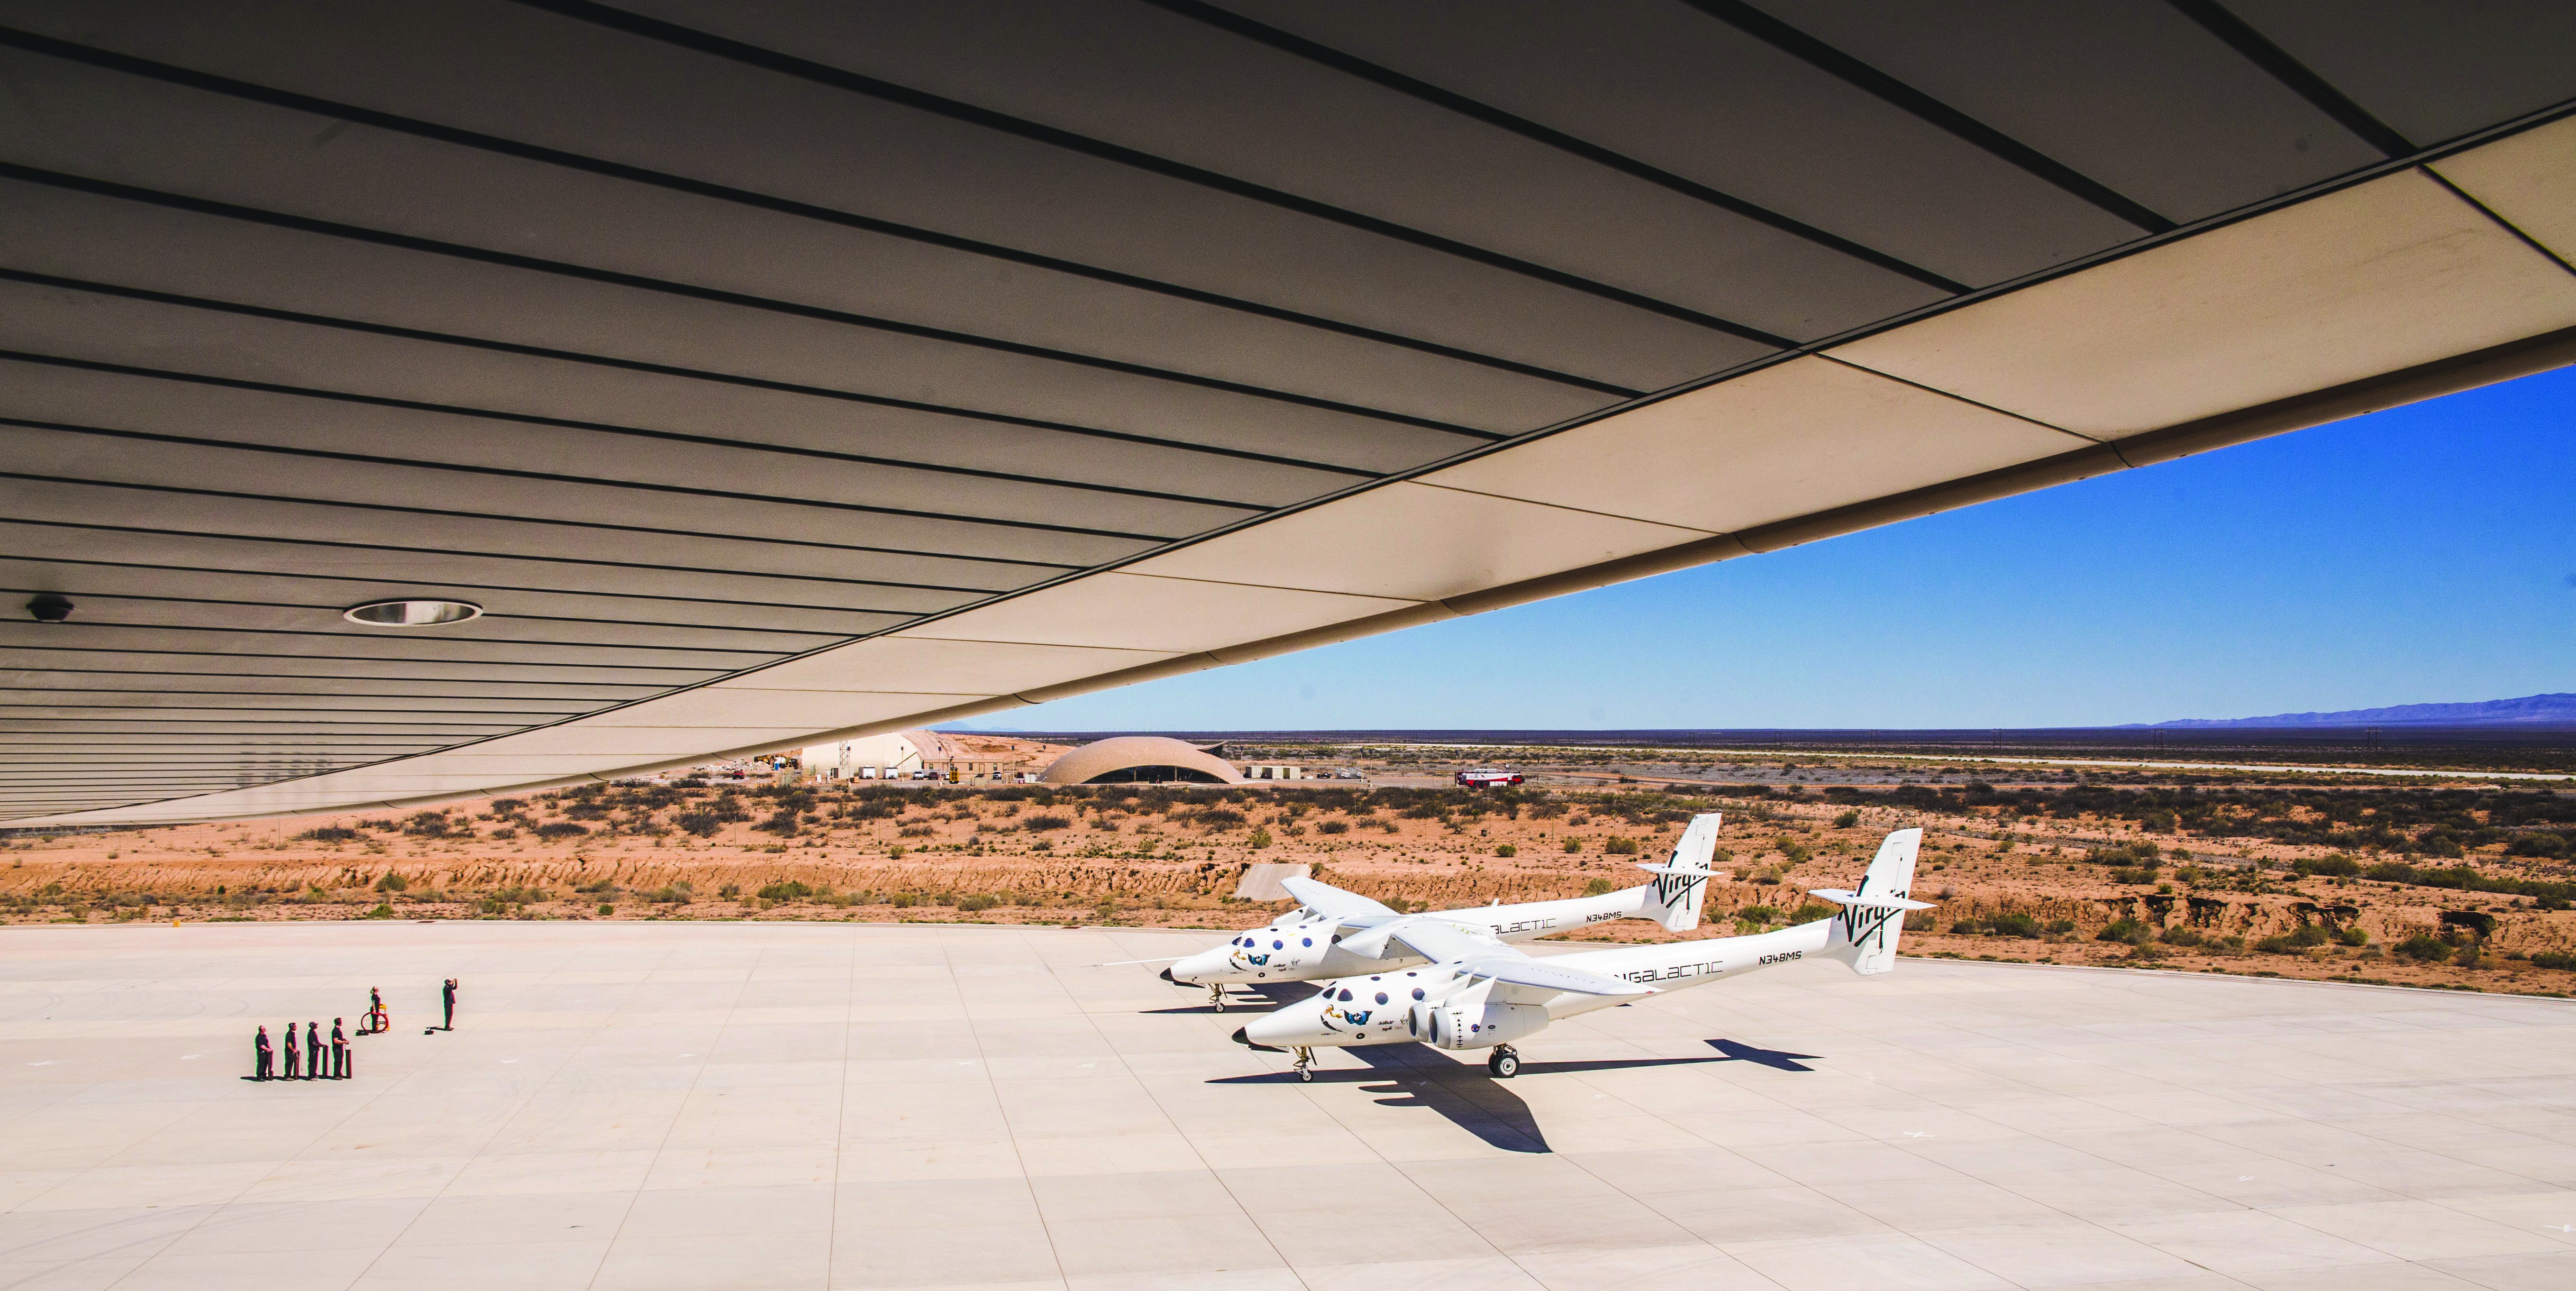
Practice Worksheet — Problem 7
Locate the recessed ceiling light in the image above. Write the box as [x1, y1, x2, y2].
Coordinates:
[344, 599, 482, 627]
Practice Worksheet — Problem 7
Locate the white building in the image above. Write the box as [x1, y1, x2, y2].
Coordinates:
[801, 732, 929, 781]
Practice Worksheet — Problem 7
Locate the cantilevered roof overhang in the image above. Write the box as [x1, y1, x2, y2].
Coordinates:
[5, 0, 2574, 824]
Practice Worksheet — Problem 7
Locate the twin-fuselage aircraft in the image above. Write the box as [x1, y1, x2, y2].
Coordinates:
[1159, 815, 1930, 1080]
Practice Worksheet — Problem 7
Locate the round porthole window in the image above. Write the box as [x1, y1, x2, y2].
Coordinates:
[344, 599, 482, 627]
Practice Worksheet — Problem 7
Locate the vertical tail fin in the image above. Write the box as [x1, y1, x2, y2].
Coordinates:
[1636, 812, 1722, 932]
[1813, 828, 1933, 975]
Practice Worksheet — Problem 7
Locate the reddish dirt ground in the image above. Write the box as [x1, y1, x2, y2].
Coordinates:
[9, 773, 2572, 997]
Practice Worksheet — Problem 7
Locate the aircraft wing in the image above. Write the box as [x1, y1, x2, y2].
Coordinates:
[6, 8, 2573, 824]
[1279, 876, 1396, 922]
[1458, 954, 1655, 998]
[1373, 917, 1650, 997]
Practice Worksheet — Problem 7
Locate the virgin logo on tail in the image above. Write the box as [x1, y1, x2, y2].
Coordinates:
[1836, 885, 1910, 948]
[1653, 870, 1705, 906]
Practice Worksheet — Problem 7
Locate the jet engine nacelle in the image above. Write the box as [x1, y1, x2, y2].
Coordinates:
[1413, 999, 1550, 1051]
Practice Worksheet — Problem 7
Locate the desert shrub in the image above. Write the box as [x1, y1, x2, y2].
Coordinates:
[2086, 841, 2161, 865]
[1603, 838, 1641, 855]
[751, 809, 800, 837]
[1024, 814, 1072, 832]
[2159, 925, 2203, 946]
[2529, 951, 2576, 971]
[373, 872, 409, 892]
[1738, 905, 1781, 925]
[2296, 854, 2362, 877]
[1562, 838, 1582, 853]
[2044, 918, 2076, 934]
[2506, 832, 2571, 858]
[1193, 808, 1248, 831]
[1832, 810, 1861, 828]
[2096, 918, 2152, 945]
[297, 826, 364, 842]
[1582, 877, 1616, 897]
[596, 902, 615, 915]
[402, 812, 451, 837]
[2395, 933, 2452, 962]
[957, 894, 997, 912]
[1990, 912, 2041, 938]
[1947, 916, 1983, 937]
[2365, 861, 2418, 883]
[534, 822, 587, 840]
[489, 798, 525, 814]
[362, 903, 395, 919]
[1791, 902, 1835, 923]
[757, 880, 812, 900]
[1494, 843, 1517, 858]
[1314, 819, 1349, 835]
[2335, 925, 2370, 946]
[647, 883, 692, 905]
[1247, 829, 1273, 849]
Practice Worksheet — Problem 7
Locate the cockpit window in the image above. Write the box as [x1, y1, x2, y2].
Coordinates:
[1337, 989, 1353, 1001]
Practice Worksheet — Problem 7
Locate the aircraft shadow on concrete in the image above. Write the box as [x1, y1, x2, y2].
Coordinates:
[1145, 981, 1318, 1014]
[1211, 1034, 1823, 1154]
[1170, 979, 1821, 1153]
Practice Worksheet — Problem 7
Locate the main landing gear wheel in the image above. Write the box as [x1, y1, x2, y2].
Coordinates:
[1293, 1046, 1316, 1082]
[1487, 1046, 1520, 1079]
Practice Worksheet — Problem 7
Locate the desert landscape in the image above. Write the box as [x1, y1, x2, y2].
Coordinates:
[7, 751, 2573, 996]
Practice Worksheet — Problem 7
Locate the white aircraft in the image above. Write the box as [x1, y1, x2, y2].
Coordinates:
[1162, 814, 1726, 1008]
[1234, 828, 1930, 1080]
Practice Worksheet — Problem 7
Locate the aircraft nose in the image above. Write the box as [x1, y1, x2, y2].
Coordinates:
[1166, 947, 1228, 986]
[1241, 999, 1319, 1049]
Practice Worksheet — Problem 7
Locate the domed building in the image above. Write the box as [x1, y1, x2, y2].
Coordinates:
[1038, 736, 1244, 786]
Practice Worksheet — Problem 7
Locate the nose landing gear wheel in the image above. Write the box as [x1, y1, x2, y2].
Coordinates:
[1486, 1046, 1520, 1079]
[1293, 1046, 1315, 1082]
[1210, 986, 1226, 1012]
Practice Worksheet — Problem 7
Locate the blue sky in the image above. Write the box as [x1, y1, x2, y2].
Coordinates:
[979, 366, 2576, 732]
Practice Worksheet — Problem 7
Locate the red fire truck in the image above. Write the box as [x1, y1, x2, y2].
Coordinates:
[1455, 768, 1523, 788]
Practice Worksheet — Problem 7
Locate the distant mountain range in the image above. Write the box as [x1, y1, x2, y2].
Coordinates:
[2138, 693, 2576, 729]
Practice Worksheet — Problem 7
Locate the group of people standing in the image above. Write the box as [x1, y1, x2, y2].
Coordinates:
[251, 979, 456, 1082]
[254, 1018, 346, 1081]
